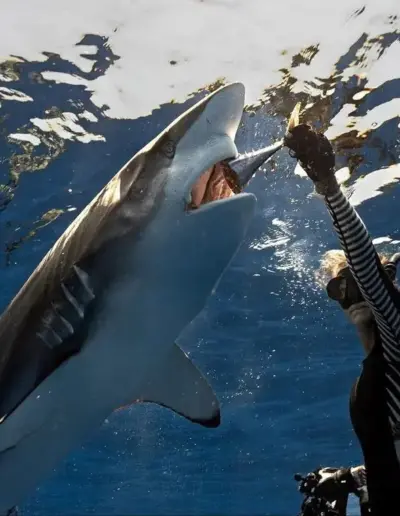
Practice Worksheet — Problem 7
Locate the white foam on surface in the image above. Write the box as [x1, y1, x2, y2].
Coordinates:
[349, 164, 400, 207]
[0, 0, 398, 119]
[30, 112, 105, 144]
[8, 133, 41, 146]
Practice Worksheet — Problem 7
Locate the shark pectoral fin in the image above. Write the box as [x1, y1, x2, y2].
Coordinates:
[136, 344, 220, 428]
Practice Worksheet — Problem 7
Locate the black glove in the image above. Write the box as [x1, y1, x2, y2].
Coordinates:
[315, 466, 369, 513]
[313, 467, 353, 500]
[284, 124, 338, 196]
[350, 466, 369, 506]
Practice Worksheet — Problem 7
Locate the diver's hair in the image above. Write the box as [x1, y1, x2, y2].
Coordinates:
[315, 249, 390, 288]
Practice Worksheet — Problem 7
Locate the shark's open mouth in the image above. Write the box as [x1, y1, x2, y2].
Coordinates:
[187, 162, 242, 210]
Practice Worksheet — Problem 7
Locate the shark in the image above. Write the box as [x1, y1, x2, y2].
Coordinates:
[0, 82, 292, 511]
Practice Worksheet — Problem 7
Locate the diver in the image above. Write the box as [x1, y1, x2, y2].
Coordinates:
[284, 123, 400, 515]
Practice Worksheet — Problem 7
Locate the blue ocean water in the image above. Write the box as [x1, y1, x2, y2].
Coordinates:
[0, 25, 399, 516]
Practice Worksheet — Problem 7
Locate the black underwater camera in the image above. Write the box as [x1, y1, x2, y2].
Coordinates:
[294, 470, 348, 516]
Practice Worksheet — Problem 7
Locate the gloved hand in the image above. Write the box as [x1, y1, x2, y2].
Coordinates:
[314, 466, 369, 504]
[313, 467, 351, 500]
[350, 465, 369, 506]
[284, 124, 338, 196]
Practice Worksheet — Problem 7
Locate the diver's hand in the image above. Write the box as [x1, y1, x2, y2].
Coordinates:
[284, 124, 338, 196]
[313, 467, 356, 500]
[350, 465, 369, 506]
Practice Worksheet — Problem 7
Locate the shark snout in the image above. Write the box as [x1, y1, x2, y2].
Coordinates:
[224, 140, 283, 190]
[203, 82, 246, 141]
[211, 82, 284, 190]
[185, 85, 284, 210]
[223, 101, 302, 191]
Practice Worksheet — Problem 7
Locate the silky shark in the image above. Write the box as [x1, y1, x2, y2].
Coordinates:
[0, 82, 298, 511]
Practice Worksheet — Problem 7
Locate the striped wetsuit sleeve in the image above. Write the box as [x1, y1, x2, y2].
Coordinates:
[324, 188, 400, 364]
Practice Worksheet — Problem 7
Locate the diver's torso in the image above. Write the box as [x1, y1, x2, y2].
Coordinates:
[350, 341, 400, 513]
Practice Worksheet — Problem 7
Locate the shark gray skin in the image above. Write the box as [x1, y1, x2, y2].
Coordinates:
[0, 82, 283, 511]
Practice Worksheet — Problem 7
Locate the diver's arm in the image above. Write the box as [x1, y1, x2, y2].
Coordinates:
[284, 124, 400, 360]
[309, 465, 369, 514]
[324, 186, 400, 359]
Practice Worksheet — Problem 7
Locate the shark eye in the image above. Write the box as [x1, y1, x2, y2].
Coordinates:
[158, 137, 176, 159]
